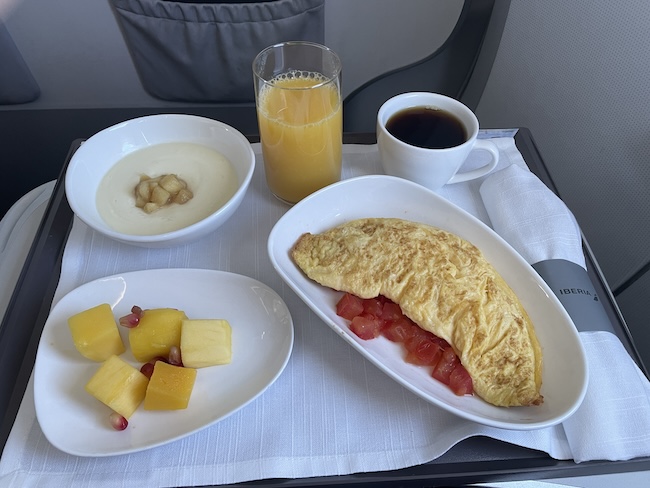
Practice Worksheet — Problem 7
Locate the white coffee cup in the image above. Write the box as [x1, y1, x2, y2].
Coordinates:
[377, 92, 499, 191]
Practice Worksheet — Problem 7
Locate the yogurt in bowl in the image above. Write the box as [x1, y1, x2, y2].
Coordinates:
[65, 114, 255, 248]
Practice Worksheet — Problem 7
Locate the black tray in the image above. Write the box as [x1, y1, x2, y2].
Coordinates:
[1, 128, 649, 487]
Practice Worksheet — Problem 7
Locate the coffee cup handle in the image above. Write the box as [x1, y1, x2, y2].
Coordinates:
[447, 139, 500, 184]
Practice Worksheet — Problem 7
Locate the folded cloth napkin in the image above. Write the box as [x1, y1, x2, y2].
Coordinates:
[479, 164, 586, 269]
[562, 330, 650, 463]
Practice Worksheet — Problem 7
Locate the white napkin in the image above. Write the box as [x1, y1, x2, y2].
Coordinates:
[479, 164, 586, 269]
[1, 139, 649, 488]
[563, 331, 650, 463]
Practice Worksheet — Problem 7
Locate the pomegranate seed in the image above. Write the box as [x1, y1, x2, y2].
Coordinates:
[140, 362, 155, 378]
[118, 306, 144, 328]
[118, 313, 140, 328]
[168, 346, 182, 366]
[109, 412, 128, 431]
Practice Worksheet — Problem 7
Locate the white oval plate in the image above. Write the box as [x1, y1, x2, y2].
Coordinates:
[268, 175, 588, 430]
[34, 268, 293, 456]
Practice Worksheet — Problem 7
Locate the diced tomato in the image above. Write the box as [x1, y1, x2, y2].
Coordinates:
[362, 297, 384, 317]
[404, 321, 431, 343]
[339, 292, 473, 397]
[429, 335, 451, 350]
[336, 293, 364, 320]
[432, 347, 460, 385]
[404, 337, 443, 366]
[449, 364, 473, 396]
[379, 301, 403, 323]
[349, 314, 383, 340]
[382, 316, 413, 342]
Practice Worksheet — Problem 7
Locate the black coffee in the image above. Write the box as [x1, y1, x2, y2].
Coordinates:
[385, 107, 468, 149]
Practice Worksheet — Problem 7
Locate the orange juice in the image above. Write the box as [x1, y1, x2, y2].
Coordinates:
[257, 72, 342, 203]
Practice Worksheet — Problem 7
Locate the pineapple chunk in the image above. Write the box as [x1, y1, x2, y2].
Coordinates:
[68, 303, 125, 361]
[180, 319, 232, 368]
[143, 361, 197, 410]
[85, 355, 149, 419]
[129, 308, 187, 362]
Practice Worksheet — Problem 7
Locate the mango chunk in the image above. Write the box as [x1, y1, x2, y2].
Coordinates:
[129, 308, 187, 362]
[180, 319, 232, 368]
[143, 361, 196, 410]
[68, 303, 125, 361]
[85, 355, 149, 419]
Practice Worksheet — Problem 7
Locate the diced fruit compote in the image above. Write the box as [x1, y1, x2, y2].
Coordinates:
[85, 355, 149, 419]
[180, 319, 232, 368]
[336, 293, 473, 396]
[128, 308, 188, 362]
[144, 361, 197, 410]
[73, 303, 234, 429]
[68, 303, 125, 361]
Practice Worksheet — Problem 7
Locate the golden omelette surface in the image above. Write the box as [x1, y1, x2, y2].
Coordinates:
[291, 218, 543, 407]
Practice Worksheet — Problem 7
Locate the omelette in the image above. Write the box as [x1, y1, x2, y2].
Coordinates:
[291, 218, 543, 407]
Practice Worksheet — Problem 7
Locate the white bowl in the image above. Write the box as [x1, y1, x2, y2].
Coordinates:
[65, 114, 255, 248]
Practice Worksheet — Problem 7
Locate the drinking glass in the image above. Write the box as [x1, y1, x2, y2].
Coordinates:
[253, 41, 342, 204]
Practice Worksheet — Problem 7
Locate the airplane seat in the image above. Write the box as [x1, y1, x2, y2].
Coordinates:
[342, 0, 511, 134]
